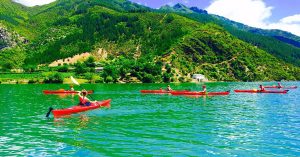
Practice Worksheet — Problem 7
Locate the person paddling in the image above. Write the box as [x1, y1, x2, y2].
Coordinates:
[70, 85, 74, 91]
[78, 90, 94, 106]
[259, 85, 265, 91]
[202, 85, 207, 92]
[166, 85, 172, 91]
[278, 82, 283, 88]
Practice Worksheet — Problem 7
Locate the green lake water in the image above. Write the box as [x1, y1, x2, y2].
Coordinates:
[0, 82, 299, 156]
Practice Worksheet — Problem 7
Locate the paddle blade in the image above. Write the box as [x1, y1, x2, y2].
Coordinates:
[70, 76, 80, 86]
[46, 107, 53, 118]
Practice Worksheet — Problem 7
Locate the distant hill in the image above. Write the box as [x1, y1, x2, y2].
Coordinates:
[158, 4, 300, 66]
[211, 14, 300, 48]
[0, 0, 299, 81]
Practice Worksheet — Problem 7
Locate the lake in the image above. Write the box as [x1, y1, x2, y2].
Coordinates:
[0, 82, 299, 156]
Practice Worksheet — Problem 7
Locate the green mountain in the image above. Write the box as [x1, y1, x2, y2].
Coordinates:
[159, 3, 300, 47]
[0, 0, 299, 82]
[158, 4, 300, 67]
[213, 15, 300, 47]
[160, 3, 193, 13]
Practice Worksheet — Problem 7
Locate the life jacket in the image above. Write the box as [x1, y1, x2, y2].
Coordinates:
[79, 96, 88, 105]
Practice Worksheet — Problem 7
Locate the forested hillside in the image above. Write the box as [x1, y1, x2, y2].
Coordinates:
[0, 0, 299, 82]
[159, 4, 300, 66]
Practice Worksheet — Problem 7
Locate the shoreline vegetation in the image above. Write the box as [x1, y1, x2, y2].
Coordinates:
[0, 72, 296, 85]
[1, 54, 299, 84]
[0, 72, 198, 84]
[0, 55, 298, 85]
[0, 77, 297, 84]
[1, 77, 296, 84]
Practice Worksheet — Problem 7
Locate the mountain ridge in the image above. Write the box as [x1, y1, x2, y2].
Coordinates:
[158, 3, 300, 46]
[157, 3, 300, 66]
[0, 0, 299, 82]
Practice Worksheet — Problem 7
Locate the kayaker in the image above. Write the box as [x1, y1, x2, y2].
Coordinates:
[202, 85, 207, 92]
[278, 82, 283, 88]
[166, 85, 172, 91]
[78, 90, 94, 106]
[259, 85, 265, 91]
[70, 85, 74, 91]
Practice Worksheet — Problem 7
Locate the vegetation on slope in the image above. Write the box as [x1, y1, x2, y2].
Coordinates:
[0, 0, 299, 83]
[172, 24, 299, 81]
[158, 5, 300, 66]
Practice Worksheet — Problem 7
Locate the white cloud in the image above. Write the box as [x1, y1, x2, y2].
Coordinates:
[268, 14, 300, 36]
[13, 0, 56, 7]
[206, 0, 272, 28]
[206, 0, 300, 36]
[279, 14, 300, 24]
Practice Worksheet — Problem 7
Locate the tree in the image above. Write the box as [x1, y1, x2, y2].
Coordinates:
[44, 72, 64, 83]
[142, 73, 155, 83]
[75, 62, 87, 74]
[23, 65, 37, 73]
[84, 56, 96, 67]
[102, 65, 120, 82]
[57, 65, 69, 72]
[163, 73, 172, 83]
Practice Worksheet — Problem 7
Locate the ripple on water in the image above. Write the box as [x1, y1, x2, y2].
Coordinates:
[0, 82, 300, 156]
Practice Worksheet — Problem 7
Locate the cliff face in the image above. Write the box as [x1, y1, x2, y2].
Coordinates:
[0, 26, 11, 49]
[0, 25, 28, 50]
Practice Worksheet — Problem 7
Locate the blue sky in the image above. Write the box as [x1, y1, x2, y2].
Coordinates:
[13, 0, 300, 36]
[130, 0, 300, 22]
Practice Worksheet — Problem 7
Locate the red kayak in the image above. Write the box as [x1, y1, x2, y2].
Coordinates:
[43, 90, 94, 94]
[171, 91, 230, 96]
[234, 89, 289, 93]
[48, 99, 111, 118]
[264, 86, 297, 89]
[140, 90, 189, 94]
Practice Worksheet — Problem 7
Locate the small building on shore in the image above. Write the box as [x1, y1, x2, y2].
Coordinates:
[95, 67, 104, 73]
[192, 74, 208, 82]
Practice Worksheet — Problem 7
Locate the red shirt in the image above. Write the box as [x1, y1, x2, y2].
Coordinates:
[79, 96, 89, 104]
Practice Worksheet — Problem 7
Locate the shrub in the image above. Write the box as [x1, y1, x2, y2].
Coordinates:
[57, 65, 69, 72]
[28, 79, 38, 84]
[163, 73, 172, 83]
[84, 73, 101, 83]
[44, 72, 64, 83]
[23, 65, 37, 73]
[179, 77, 185, 82]
[142, 73, 155, 83]
[105, 76, 113, 83]
[84, 56, 96, 67]
[75, 62, 87, 74]
[95, 77, 104, 83]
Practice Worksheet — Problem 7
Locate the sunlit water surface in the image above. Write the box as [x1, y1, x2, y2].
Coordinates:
[0, 82, 299, 156]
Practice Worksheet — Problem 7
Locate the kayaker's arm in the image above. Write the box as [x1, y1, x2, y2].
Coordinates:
[79, 94, 93, 103]
[85, 97, 91, 102]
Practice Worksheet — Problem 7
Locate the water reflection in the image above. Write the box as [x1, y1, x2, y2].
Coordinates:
[0, 82, 299, 156]
[44, 93, 77, 99]
[52, 114, 93, 129]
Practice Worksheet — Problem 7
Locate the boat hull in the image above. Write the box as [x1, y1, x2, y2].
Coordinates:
[171, 91, 230, 96]
[264, 86, 297, 89]
[52, 99, 111, 117]
[140, 90, 189, 94]
[234, 90, 288, 93]
[43, 90, 94, 94]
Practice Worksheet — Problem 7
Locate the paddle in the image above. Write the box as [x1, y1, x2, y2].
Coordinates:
[70, 76, 110, 108]
[46, 107, 53, 118]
